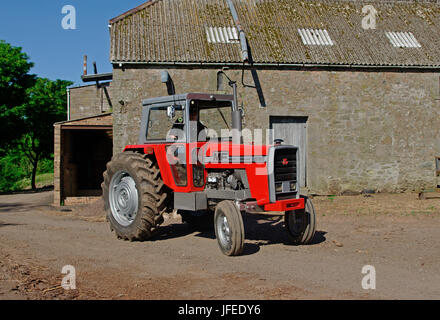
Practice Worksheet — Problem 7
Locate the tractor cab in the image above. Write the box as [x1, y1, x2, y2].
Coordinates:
[139, 93, 241, 145]
[136, 93, 241, 193]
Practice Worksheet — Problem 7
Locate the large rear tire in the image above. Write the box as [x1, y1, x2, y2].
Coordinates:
[102, 152, 170, 241]
[214, 201, 244, 256]
[284, 196, 316, 245]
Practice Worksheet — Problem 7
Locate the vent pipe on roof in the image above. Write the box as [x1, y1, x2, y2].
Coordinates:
[83, 55, 87, 76]
[226, 0, 249, 63]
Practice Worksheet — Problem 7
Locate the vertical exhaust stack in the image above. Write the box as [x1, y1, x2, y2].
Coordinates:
[83, 55, 88, 76]
[231, 82, 243, 145]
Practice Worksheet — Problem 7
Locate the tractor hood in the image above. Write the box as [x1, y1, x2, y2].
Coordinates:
[201, 141, 270, 163]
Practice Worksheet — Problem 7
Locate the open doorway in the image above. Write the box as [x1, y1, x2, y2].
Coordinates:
[54, 114, 113, 206]
[62, 129, 112, 198]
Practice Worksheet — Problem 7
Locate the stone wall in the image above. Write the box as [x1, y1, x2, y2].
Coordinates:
[111, 66, 440, 194]
[69, 83, 113, 120]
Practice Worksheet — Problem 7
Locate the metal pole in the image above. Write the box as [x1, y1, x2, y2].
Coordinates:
[226, 0, 249, 63]
[67, 88, 70, 121]
[83, 55, 87, 76]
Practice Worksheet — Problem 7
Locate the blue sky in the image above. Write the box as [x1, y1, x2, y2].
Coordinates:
[0, 1, 146, 86]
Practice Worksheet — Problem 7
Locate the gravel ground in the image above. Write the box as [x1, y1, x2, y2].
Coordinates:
[0, 190, 439, 300]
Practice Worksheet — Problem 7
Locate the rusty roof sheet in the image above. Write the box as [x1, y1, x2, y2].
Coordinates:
[109, 0, 440, 67]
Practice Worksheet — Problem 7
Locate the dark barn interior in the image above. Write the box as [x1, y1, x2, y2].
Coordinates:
[62, 129, 112, 198]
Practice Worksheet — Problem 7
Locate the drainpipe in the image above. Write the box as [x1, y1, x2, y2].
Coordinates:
[67, 88, 71, 121]
[226, 0, 249, 63]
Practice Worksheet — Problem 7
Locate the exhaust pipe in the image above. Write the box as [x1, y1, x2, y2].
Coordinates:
[83, 55, 87, 76]
[231, 82, 243, 144]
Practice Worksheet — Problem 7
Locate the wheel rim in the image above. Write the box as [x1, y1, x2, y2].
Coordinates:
[216, 212, 232, 249]
[109, 171, 139, 227]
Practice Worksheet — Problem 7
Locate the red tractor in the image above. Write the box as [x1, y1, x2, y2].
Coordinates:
[102, 86, 316, 256]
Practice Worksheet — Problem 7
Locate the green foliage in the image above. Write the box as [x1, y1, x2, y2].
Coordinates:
[0, 40, 36, 148]
[0, 149, 54, 192]
[14, 172, 54, 191]
[0, 40, 72, 191]
[16, 78, 72, 189]
[37, 157, 54, 174]
[0, 150, 29, 192]
[18, 77, 72, 157]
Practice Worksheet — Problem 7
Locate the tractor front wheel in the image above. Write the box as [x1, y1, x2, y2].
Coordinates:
[284, 196, 316, 245]
[214, 201, 245, 256]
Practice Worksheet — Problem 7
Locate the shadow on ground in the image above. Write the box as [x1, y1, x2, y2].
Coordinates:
[0, 186, 53, 196]
[0, 221, 23, 228]
[0, 202, 53, 213]
[151, 213, 327, 256]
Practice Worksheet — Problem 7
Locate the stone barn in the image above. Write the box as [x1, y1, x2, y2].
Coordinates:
[107, 0, 440, 195]
[56, 0, 440, 204]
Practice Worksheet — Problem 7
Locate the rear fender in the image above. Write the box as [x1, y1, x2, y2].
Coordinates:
[124, 145, 154, 155]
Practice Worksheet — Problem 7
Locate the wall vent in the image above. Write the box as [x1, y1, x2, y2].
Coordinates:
[298, 28, 334, 46]
[385, 32, 421, 48]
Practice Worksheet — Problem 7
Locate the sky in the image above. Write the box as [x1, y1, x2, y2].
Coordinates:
[0, 0, 147, 86]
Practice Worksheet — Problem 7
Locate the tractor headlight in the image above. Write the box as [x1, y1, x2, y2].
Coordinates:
[290, 182, 297, 191]
[275, 183, 282, 193]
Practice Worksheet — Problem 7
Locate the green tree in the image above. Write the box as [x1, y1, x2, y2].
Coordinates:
[0, 40, 36, 149]
[16, 78, 72, 189]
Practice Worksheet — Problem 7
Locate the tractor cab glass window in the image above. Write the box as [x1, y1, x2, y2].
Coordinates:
[166, 144, 187, 186]
[196, 100, 233, 141]
[146, 105, 185, 141]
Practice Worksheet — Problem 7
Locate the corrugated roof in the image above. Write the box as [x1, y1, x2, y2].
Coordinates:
[109, 0, 440, 67]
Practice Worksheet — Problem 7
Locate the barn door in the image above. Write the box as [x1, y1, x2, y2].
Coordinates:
[270, 116, 308, 188]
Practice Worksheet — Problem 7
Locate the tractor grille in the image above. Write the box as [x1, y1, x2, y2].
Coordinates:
[274, 149, 297, 182]
[272, 147, 298, 201]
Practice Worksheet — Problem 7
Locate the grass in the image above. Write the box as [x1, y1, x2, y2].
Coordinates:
[15, 172, 54, 190]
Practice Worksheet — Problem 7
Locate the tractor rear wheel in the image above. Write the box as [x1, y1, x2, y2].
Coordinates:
[284, 196, 316, 245]
[214, 201, 244, 256]
[102, 152, 170, 241]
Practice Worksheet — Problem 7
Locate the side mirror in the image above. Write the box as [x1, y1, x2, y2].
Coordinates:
[167, 106, 175, 119]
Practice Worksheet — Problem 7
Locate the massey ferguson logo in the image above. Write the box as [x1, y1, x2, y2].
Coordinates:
[282, 158, 289, 166]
